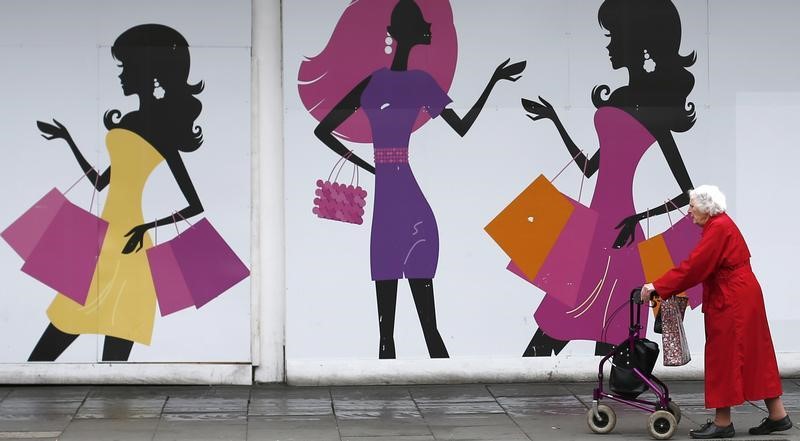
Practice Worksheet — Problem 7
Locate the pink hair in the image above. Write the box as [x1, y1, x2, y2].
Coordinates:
[298, 0, 458, 144]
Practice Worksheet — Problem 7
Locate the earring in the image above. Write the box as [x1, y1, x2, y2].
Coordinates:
[643, 49, 656, 73]
[384, 32, 393, 55]
[153, 78, 165, 100]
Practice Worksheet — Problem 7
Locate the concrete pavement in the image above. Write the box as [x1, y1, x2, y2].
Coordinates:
[0, 379, 799, 440]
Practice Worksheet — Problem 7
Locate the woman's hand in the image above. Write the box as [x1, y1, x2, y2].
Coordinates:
[122, 224, 150, 254]
[37, 119, 73, 142]
[521, 96, 557, 123]
[491, 58, 526, 84]
[640, 283, 656, 303]
[613, 214, 641, 249]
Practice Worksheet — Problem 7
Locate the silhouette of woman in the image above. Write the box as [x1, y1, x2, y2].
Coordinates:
[29, 24, 204, 362]
[520, 0, 696, 356]
[300, 0, 524, 358]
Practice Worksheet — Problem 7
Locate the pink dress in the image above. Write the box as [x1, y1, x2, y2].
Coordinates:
[534, 106, 653, 344]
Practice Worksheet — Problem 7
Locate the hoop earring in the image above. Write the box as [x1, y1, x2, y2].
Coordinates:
[643, 49, 656, 73]
[384, 32, 393, 55]
[153, 78, 165, 100]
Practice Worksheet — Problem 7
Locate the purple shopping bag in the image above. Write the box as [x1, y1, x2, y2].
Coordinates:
[20, 197, 108, 305]
[507, 197, 598, 308]
[149, 218, 249, 309]
[147, 240, 195, 316]
[1, 188, 67, 260]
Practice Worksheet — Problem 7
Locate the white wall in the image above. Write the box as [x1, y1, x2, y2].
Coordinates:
[1, 0, 797, 385]
[281, 0, 800, 384]
[0, 0, 255, 383]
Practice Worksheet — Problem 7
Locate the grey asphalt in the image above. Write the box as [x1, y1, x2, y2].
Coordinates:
[0, 380, 799, 440]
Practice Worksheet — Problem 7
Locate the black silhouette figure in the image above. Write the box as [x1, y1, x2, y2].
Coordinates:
[520, 0, 696, 357]
[313, 0, 525, 358]
[28, 24, 204, 362]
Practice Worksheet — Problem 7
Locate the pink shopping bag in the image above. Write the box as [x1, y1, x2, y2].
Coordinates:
[147, 240, 195, 316]
[148, 218, 249, 311]
[506, 196, 598, 308]
[1, 188, 67, 260]
[19, 195, 108, 305]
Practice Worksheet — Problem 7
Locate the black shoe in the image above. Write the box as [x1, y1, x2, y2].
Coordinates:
[522, 329, 568, 357]
[749, 414, 793, 435]
[689, 420, 735, 439]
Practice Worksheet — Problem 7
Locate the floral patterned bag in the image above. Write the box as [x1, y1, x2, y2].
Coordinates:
[661, 296, 691, 366]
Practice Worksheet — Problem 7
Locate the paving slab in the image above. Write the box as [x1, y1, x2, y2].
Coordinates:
[0, 381, 794, 440]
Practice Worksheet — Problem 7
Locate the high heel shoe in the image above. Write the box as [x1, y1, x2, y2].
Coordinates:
[523, 329, 568, 357]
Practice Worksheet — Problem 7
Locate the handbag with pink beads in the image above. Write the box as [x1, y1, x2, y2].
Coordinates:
[313, 151, 368, 225]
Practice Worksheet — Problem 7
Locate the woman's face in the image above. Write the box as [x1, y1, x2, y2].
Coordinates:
[605, 30, 637, 71]
[117, 60, 153, 97]
[117, 62, 135, 96]
[389, 2, 432, 47]
[688, 198, 710, 226]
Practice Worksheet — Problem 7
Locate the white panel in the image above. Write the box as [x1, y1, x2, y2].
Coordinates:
[283, 0, 800, 381]
[0, 0, 250, 48]
[0, 0, 252, 366]
[736, 93, 800, 348]
[0, 363, 251, 384]
[283, 0, 716, 364]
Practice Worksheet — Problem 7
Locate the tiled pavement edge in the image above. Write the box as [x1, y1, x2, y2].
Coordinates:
[0, 380, 797, 440]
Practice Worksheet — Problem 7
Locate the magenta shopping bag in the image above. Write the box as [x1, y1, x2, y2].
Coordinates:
[148, 218, 249, 311]
[20, 196, 108, 305]
[507, 197, 598, 308]
[147, 240, 195, 316]
[1, 188, 67, 260]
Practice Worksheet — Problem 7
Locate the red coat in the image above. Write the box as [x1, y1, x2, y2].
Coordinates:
[653, 213, 782, 408]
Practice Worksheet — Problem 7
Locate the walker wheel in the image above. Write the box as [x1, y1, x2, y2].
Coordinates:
[586, 404, 616, 434]
[648, 410, 677, 440]
[666, 400, 681, 424]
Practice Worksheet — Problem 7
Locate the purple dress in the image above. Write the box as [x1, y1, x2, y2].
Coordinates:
[361, 68, 452, 281]
[534, 106, 653, 344]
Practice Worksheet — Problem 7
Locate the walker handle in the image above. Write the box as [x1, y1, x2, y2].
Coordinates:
[631, 288, 659, 305]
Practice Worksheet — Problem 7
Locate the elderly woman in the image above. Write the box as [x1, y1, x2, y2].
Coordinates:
[641, 185, 792, 439]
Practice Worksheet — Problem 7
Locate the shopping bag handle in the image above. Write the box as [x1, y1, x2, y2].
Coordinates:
[152, 211, 194, 245]
[63, 169, 100, 213]
[663, 199, 687, 230]
[172, 211, 193, 230]
[550, 150, 587, 203]
[665, 198, 686, 217]
[643, 198, 688, 240]
[328, 150, 360, 187]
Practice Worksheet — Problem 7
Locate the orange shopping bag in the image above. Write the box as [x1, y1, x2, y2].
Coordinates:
[638, 202, 703, 323]
[486, 152, 599, 307]
[485, 175, 573, 281]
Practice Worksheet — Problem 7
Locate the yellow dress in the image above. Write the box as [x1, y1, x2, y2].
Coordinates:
[48, 128, 164, 345]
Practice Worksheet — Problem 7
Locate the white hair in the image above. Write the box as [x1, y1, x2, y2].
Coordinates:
[689, 185, 727, 216]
